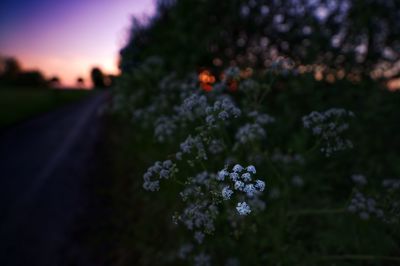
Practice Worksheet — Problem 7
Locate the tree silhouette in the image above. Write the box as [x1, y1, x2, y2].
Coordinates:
[16, 71, 47, 87]
[49, 76, 60, 87]
[0, 57, 47, 88]
[107, 74, 117, 87]
[90, 67, 106, 88]
[3, 57, 21, 78]
[76, 77, 84, 87]
[0, 57, 22, 85]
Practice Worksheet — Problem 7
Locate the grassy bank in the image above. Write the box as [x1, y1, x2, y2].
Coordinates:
[0, 87, 93, 128]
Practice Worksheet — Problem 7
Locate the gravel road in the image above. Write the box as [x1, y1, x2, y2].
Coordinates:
[0, 91, 108, 266]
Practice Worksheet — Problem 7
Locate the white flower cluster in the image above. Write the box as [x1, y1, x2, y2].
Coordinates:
[208, 139, 225, 154]
[235, 123, 266, 144]
[179, 172, 212, 201]
[177, 135, 207, 161]
[236, 202, 252, 215]
[151, 87, 243, 145]
[174, 171, 221, 247]
[205, 97, 241, 126]
[382, 179, 400, 191]
[247, 110, 275, 125]
[117, 67, 200, 137]
[302, 108, 354, 156]
[154, 116, 177, 142]
[217, 164, 266, 215]
[176, 94, 209, 121]
[160, 165, 265, 261]
[347, 190, 384, 220]
[143, 160, 177, 191]
[178, 200, 219, 234]
[347, 176, 399, 224]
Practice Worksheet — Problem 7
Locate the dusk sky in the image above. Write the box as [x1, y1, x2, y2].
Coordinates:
[0, 0, 155, 87]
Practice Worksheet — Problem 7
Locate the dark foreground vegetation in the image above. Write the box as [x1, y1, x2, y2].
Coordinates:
[77, 0, 400, 265]
[77, 79, 400, 266]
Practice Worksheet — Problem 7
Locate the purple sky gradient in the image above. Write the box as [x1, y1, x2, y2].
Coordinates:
[0, 0, 155, 87]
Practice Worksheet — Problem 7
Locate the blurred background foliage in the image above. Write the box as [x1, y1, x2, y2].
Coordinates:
[120, 0, 400, 80]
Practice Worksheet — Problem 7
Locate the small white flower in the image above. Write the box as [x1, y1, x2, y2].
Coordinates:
[159, 169, 170, 179]
[163, 160, 173, 168]
[241, 172, 251, 182]
[234, 180, 245, 191]
[222, 186, 234, 200]
[206, 115, 215, 125]
[194, 231, 205, 244]
[244, 184, 256, 197]
[143, 180, 160, 191]
[217, 169, 229, 181]
[218, 111, 229, 120]
[143, 172, 152, 180]
[302, 108, 354, 156]
[255, 180, 265, 191]
[230, 172, 239, 181]
[233, 164, 244, 172]
[246, 165, 256, 174]
[235, 123, 266, 144]
[236, 202, 251, 215]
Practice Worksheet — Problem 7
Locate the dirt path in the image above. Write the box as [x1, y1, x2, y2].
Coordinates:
[0, 91, 108, 266]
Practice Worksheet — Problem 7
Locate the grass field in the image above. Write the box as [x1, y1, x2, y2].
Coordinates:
[0, 87, 93, 129]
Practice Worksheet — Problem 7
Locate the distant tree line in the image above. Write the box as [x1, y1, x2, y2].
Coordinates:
[0, 57, 48, 88]
[0, 57, 116, 89]
[90, 67, 116, 89]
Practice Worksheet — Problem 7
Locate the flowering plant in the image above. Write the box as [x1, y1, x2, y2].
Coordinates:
[110, 58, 400, 265]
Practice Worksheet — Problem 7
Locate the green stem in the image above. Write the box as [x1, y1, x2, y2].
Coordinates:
[172, 179, 186, 186]
[256, 72, 275, 106]
[304, 138, 322, 157]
